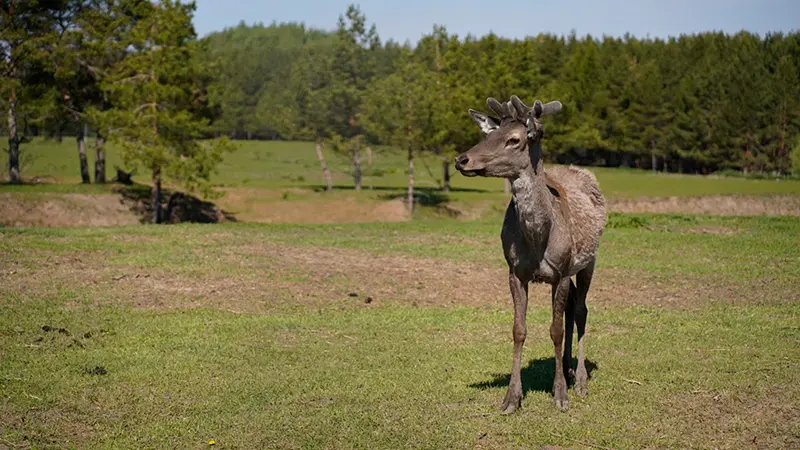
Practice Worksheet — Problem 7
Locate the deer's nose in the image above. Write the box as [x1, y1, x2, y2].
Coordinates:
[455, 153, 470, 169]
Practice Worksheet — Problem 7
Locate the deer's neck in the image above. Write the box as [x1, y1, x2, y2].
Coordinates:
[510, 140, 553, 242]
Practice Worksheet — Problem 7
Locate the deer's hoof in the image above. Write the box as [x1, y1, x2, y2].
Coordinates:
[500, 389, 522, 415]
[500, 400, 520, 415]
[553, 381, 569, 412]
[554, 397, 570, 412]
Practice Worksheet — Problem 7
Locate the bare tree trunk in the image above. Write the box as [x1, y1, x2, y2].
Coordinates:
[77, 124, 90, 183]
[651, 151, 657, 173]
[366, 146, 373, 190]
[352, 149, 361, 191]
[94, 132, 106, 183]
[504, 178, 511, 195]
[779, 100, 787, 172]
[152, 166, 162, 224]
[8, 87, 21, 184]
[442, 159, 450, 192]
[407, 148, 414, 212]
[247, 131, 252, 140]
[315, 140, 332, 192]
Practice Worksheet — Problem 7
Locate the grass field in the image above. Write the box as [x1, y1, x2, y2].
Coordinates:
[2, 137, 799, 448]
[5, 137, 800, 224]
[10, 138, 800, 197]
[2, 214, 799, 448]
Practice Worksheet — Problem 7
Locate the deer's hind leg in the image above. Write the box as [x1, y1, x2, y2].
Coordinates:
[562, 279, 578, 385]
[574, 259, 595, 397]
[551, 277, 571, 412]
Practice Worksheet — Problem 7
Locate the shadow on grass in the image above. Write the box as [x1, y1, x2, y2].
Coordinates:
[379, 188, 450, 207]
[469, 357, 598, 394]
[116, 183, 237, 224]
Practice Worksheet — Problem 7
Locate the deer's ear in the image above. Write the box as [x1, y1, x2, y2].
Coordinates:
[469, 109, 500, 135]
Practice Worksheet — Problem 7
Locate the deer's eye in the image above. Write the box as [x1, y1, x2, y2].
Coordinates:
[505, 137, 521, 148]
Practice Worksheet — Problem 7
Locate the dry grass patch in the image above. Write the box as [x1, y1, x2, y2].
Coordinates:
[608, 194, 800, 216]
[0, 193, 139, 227]
[3, 237, 796, 317]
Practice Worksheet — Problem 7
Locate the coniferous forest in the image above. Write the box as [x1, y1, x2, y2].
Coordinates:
[202, 8, 800, 176]
[4, 1, 800, 207]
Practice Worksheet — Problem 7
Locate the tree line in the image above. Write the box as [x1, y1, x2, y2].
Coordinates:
[205, 10, 800, 181]
[2, 0, 233, 222]
[3, 2, 800, 215]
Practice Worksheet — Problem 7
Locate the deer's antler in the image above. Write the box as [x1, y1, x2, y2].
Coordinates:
[486, 97, 508, 119]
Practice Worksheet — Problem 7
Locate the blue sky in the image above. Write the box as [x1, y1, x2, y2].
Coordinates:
[193, 0, 799, 43]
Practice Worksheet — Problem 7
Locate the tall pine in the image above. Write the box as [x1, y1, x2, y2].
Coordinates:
[89, 0, 233, 223]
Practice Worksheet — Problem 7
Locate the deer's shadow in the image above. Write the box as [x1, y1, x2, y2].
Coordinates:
[469, 357, 598, 395]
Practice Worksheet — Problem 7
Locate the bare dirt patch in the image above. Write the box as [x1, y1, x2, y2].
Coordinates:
[686, 225, 739, 235]
[3, 187, 797, 228]
[216, 188, 409, 223]
[230, 197, 408, 223]
[4, 241, 795, 314]
[608, 194, 800, 216]
[0, 193, 140, 227]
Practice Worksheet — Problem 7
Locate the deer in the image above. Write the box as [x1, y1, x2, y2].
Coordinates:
[454, 95, 606, 413]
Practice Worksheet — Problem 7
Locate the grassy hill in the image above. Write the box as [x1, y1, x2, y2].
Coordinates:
[3, 138, 800, 224]
[2, 139, 799, 448]
[10, 137, 800, 195]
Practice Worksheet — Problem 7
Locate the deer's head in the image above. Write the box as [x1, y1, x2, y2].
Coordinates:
[455, 95, 562, 178]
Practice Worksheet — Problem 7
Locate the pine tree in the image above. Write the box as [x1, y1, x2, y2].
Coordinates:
[326, 4, 379, 191]
[362, 50, 439, 212]
[1, 0, 63, 183]
[415, 25, 458, 191]
[88, 0, 234, 223]
[52, 0, 98, 184]
[68, 0, 142, 184]
[272, 34, 337, 190]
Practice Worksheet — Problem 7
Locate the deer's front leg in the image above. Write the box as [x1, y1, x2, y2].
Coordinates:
[501, 270, 528, 415]
[551, 277, 571, 412]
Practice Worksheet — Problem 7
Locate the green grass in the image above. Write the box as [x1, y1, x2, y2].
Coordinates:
[8, 137, 127, 184]
[3, 136, 798, 447]
[4, 214, 797, 285]
[8, 138, 800, 198]
[2, 215, 798, 448]
[591, 166, 800, 197]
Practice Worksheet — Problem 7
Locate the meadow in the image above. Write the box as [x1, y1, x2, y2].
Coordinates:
[5, 138, 800, 225]
[12, 138, 800, 197]
[1, 139, 799, 448]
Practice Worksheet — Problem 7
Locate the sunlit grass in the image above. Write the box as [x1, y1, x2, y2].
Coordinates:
[1, 215, 797, 448]
[7, 138, 800, 197]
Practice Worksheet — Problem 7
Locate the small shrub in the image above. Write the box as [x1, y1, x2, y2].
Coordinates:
[607, 213, 650, 229]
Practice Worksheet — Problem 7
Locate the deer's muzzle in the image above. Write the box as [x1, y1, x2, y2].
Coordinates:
[455, 152, 485, 177]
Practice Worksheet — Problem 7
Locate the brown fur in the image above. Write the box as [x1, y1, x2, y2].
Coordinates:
[455, 96, 606, 413]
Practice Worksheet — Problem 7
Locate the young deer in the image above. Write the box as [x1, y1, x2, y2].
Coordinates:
[455, 95, 606, 413]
